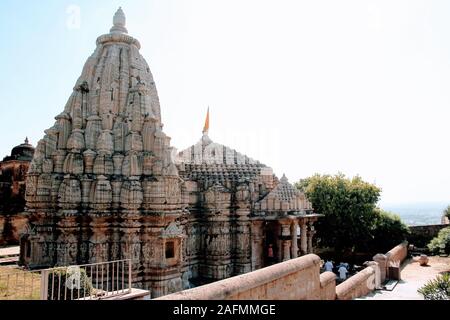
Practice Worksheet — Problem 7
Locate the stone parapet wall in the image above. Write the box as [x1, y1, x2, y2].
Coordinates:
[373, 241, 408, 283]
[386, 241, 408, 266]
[336, 242, 409, 300]
[156, 254, 335, 300]
[408, 224, 449, 248]
[319, 272, 337, 300]
[335, 263, 379, 300]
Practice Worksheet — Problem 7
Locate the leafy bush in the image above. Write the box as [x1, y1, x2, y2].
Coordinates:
[418, 273, 450, 300]
[369, 209, 410, 253]
[444, 206, 450, 219]
[47, 267, 93, 300]
[428, 227, 450, 255]
[296, 173, 381, 253]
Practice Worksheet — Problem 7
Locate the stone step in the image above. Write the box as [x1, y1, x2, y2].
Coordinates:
[382, 279, 399, 291]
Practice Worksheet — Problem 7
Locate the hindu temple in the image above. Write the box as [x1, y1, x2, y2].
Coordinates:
[20, 8, 321, 298]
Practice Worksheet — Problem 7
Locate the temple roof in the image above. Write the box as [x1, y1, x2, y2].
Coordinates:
[176, 133, 273, 184]
[256, 174, 313, 213]
[2, 138, 35, 162]
[261, 174, 300, 202]
[177, 108, 264, 166]
[176, 109, 274, 186]
[177, 134, 264, 166]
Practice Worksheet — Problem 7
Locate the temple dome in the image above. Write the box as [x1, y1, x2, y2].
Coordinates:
[3, 138, 35, 162]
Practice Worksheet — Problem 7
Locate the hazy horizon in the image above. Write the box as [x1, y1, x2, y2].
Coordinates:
[1, 0, 450, 205]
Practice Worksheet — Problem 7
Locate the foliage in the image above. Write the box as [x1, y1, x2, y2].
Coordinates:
[296, 173, 409, 255]
[368, 209, 410, 253]
[428, 227, 450, 255]
[47, 268, 93, 300]
[418, 273, 450, 300]
[296, 173, 381, 253]
[444, 205, 450, 219]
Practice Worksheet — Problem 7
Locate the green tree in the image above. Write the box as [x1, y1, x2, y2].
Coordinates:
[418, 273, 450, 300]
[444, 205, 450, 220]
[296, 173, 381, 254]
[369, 209, 410, 253]
[428, 227, 450, 255]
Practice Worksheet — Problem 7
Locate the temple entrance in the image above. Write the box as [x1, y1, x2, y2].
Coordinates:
[263, 221, 280, 267]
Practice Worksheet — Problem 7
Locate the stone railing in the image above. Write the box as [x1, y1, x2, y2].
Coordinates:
[374, 241, 408, 283]
[156, 254, 336, 300]
[319, 271, 337, 300]
[386, 241, 409, 265]
[335, 241, 409, 300]
[335, 262, 380, 300]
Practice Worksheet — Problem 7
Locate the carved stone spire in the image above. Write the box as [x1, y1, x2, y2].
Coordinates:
[110, 7, 128, 34]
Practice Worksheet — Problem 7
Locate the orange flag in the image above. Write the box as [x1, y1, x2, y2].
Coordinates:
[203, 107, 210, 134]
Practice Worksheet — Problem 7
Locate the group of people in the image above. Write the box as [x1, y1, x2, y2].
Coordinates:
[323, 260, 350, 281]
[265, 244, 353, 282]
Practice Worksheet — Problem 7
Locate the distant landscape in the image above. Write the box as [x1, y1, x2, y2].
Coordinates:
[381, 202, 448, 226]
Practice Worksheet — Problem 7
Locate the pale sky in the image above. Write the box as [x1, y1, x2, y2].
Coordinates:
[1, 0, 450, 205]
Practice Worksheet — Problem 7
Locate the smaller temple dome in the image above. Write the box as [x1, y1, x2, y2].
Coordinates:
[3, 138, 35, 162]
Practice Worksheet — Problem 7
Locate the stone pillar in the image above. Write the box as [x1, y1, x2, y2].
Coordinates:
[282, 240, 291, 261]
[300, 221, 308, 255]
[291, 221, 298, 259]
[250, 220, 264, 271]
[280, 222, 291, 261]
[307, 223, 316, 254]
[307, 229, 316, 254]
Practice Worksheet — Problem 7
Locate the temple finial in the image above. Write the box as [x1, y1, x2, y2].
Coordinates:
[202, 107, 210, 136]
[25, 137, 29, 144]
[280, 174, 288, 183]
[110, 7, 128, 34]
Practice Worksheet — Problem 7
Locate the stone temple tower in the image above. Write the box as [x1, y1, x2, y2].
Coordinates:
[23, 8, 185, 296]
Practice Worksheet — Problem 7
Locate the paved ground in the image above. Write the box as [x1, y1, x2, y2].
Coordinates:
[359, 256, 450, 300]
[0, 246, 20, 257]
